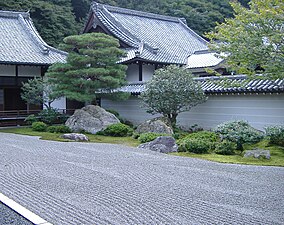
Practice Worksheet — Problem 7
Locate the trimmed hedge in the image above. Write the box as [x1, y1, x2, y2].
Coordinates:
[32, 122, 47, 132]
[100, 123, 133, 137]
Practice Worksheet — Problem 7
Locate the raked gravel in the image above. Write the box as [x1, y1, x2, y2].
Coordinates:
[0, 132, 283, 225]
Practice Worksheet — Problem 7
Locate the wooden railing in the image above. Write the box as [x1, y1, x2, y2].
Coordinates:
[0, 109, 76, 126]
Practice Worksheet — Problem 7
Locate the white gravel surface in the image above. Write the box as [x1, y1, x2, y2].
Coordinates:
[0, 133, 283, 225]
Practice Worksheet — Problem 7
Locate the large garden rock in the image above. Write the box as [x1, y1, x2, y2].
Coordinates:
[136, 117, 173, 134]
[244, 149, 270, 159]
[65, 105, 120, 134]
[61, 133, 89, 142]
[138, 136, 178, 153]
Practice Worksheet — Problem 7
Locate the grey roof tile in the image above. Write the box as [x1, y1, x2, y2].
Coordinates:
[0, 10, 67, 65]
[186, 50, 225, 69]
[88, 2, 208, 65]
[118, 75, 284, 94]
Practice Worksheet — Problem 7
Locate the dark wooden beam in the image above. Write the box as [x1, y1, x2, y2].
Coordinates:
[139, 61, 143, 81]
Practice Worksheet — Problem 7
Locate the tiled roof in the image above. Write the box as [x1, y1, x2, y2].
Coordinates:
[186, 50, 225, 69]
[0, 11, 67, 65]
[117, 75, 284, 94]
[86, 2, 208, 65]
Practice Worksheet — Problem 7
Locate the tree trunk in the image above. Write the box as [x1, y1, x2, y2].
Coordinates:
[167, 113, 178, 128]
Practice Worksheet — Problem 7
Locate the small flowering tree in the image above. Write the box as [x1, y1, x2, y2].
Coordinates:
[140, 65, 207, 127]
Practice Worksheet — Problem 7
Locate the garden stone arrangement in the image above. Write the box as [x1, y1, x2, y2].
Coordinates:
[61, 133, 89, 142]
[136, 117, 173, 134]
[244, 149, 271, 159]
[138, 136, 178, 153]
[65, 105, 120, 134]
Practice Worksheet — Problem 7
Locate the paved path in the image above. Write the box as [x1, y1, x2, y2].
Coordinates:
[0, 133, 283, 225]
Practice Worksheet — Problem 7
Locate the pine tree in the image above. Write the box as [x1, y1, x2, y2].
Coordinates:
[46, 33, 127, 104]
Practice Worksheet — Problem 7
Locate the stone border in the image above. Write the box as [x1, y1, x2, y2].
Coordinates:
[0, 193, 53, 225]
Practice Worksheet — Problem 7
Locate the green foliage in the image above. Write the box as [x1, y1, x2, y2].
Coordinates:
[207, 0, 284, 79]
[140, 65, 207, 127]
[24, 114, 39, 125]
[38, 108, 60, 125]
[265, 125, 284, 146]
[177, 131, 217, 152]
[138, 133, 168, 143]
[215, 140, 236, 155]
[178, 138, 212, 154]
[100, 123, 133, 137]
[32, 121, 47, 132]
[21, 78, 57, 109]
[47, 33, 127, 103]
[183, 131, 219, 142]
[214, 120, 264, 151]
[47, 125, 71, 133]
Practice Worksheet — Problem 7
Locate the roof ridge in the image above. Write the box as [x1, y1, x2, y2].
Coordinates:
[95, 2, 182, 23]
[0, 10, 29, 18]
[17, 13, 67, 56]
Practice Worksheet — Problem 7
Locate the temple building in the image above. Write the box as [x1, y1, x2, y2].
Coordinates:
[0, 10, 67, 113]
[83, 2, 284, 130]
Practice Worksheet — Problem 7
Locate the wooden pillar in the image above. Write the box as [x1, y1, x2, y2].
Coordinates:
[139, 61, 143, 81]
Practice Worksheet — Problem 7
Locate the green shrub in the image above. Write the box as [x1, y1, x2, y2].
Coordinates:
[38, 108, 60, 125]
[132, 132, 140, 139]
[215, 141, 236, 155]
[265, 125, 284, 146]
[32, 122, 47, 132]
[178, 138, 212, 154]
[177, 131, 218, 152]
[138, 132, 168, 143]
[183, 131, 219, 142]
[47, 126, 57, 133]
[101, 123, 133, 137]
[24, 114, 39, 125]
[47, 125, 71, 133]
[214, 120, 264, 151]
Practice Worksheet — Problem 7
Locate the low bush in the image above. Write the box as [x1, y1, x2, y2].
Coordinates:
[215, 140, 236, 155]
[183, 131, 219, 142]
[178, 138, 212, 154]
[101, 123, 133, 137]
[24, 114, 39, 125]
[265, 125, 284, 146]
[47, 125, 71, 133]
[138, 132, 168, 143]
[32, 122, 47, 132]
[38, 108, 60, 125]
[214, 120, 264, 151]
[177, 131, 218, 152]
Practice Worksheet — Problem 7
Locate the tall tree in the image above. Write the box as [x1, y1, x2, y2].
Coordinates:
[140, 65, 207, 127]
[207, 0, 284, 79]
[46, 33, 127, 104]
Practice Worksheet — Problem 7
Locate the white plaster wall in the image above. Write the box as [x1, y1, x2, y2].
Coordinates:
[0, 65, 15, 76]
[101, 93, 284, 130]
[18, 65, 41, 77]
[101, 96, 159, 125]
[142, 64, 155, 81]
[126, 64, 155, 82]
[49, 97, 67, 110]
[177, 93, 284, 131]
[126, 64, 139, 82]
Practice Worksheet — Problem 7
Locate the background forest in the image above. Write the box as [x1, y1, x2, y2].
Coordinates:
[0, 0, 249, 47]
